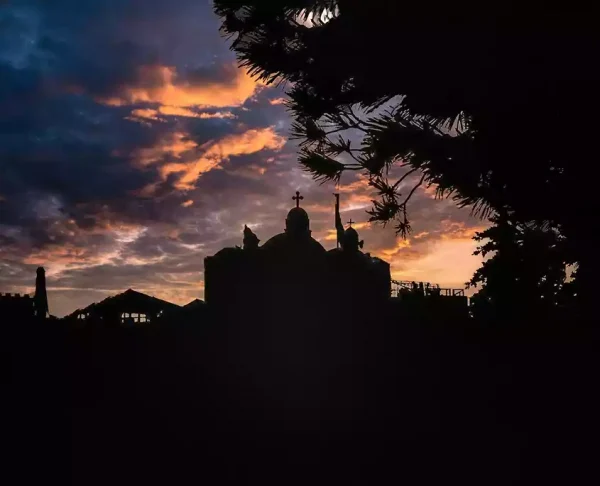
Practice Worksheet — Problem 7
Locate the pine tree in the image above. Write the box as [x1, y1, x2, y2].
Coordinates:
[215, 1, 599, 310]
[468, 214, 576, 323]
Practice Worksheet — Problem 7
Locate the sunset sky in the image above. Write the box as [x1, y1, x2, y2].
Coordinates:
[0, 0, 486, 317]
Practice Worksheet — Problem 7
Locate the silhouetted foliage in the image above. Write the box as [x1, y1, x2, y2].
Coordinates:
[214, 1, 599, 309]
[468, 214, 577, 323]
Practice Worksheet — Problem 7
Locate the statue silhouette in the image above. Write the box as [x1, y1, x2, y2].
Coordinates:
[243, 225, 260, 250]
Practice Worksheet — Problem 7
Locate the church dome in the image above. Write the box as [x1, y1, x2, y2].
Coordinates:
[286, 207, 310, 235]
[261, 232, 326, 254]
[343, 226, 362, 252]
[345, 227, 359, 241]
[261, 190, 325, 254]
[211, 246, 243, 260]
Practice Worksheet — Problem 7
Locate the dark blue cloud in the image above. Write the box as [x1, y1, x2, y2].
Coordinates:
[0, 1, 255, 230]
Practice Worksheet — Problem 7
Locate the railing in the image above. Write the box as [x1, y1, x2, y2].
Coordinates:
[391, 280, 465, 298]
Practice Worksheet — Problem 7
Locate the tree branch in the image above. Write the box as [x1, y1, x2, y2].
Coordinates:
[392, 168, 419, 191]
[401, 174, 426, 207]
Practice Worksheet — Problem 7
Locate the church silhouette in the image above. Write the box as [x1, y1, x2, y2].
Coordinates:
[204, 192, 391, 325]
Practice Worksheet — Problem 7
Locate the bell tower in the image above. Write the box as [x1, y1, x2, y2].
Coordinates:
[34, 267, 49, 319]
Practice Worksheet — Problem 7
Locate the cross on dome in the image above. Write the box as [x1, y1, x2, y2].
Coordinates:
[292, 191, 304, 208]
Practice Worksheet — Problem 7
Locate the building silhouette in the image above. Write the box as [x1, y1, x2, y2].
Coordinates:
[0, 266, 49, 322]
[204, 192, 391, 319]
[204, 191, 471, 327]
[65, 289, 182, 326]
[0, 292, 34, 321]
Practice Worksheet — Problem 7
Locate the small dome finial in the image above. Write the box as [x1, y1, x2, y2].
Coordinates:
[292, 190, 304, 208]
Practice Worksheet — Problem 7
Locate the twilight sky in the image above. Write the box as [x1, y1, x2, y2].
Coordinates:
[0, 0, 486, 317]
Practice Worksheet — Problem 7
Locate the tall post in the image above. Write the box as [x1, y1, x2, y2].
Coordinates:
[34, 267, 49, 319]
[334, 193, 344, 249]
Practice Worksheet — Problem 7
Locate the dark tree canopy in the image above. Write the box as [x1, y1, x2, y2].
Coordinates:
[215, 1, 600, 309]
[468, 214, 577, 323]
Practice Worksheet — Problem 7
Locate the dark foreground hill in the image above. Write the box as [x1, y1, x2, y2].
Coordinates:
[5, 314, 600, 485]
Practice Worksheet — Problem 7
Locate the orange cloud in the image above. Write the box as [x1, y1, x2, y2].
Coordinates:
[197, 111, 236, 119]
[322, 222, 371, 242]
[133, 128, 286, 192]
[377, 238, 412, 258]
[127, 106, 237, 124]
[134, 131, 198, 168]
[130, 108, 162, 121]
[334, 177, 376, 210]
[160, 127, 286, 190]
[23, 245, 92, 266]
[439, 220, 487, 240]
[157, 105, 200, 118]
[322, 231, 338, 242]
[20, 220, 155, 281]
[344, 193, 373, 210]
[269, 97, 287, 105]
[422, 184, 439, 199]
[373, 220, 487, 263]
[22, 241, 123, 270]
[304, 203, 333, 214]
[337, 177, 371, 193]
[204, 128, 286, 160]
[102, 64, 261, 110]
[181, 200, 194, 208]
